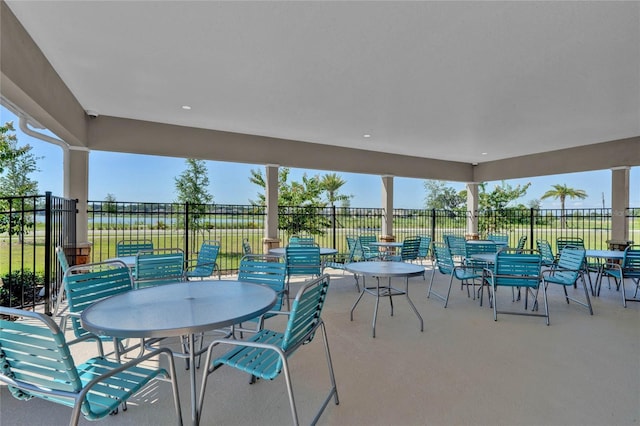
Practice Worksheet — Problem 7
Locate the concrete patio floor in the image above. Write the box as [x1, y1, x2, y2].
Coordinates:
[1, 265, 639, 426]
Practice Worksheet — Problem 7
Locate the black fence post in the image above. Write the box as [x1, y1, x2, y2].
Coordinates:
[44, 192, 52, 315]
[332, 205, 337, 249]
[431, 209, 436, 241]
[184, 202, 190, 262]
[529, 208, 535, 250]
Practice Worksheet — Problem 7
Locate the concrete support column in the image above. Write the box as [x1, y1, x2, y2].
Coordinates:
[381, 175, 394, 239]
[65, 148, 89, 243]
[264, 164, 280, 250]
[466, 183, 479, 238]
[611, 167, 630, 242]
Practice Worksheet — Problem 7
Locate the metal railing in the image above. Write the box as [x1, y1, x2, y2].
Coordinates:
[2, 196, 639, 312]
[0, 192, 76, 313]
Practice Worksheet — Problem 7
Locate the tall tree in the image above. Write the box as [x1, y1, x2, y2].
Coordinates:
[0, 122, 40, 242]
[104, 193, 117, 213]
[423, 180, 465, 210]
[540, 184, 587, 228]
[175, 159, 213, 243]
[0, 122, 27, 175]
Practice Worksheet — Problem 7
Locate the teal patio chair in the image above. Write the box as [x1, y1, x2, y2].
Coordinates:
[487, 233, 509, 247]
[0, 307, 182, 426]
[61, 260, 134, 343]
[443, 234, 466, 261]
[536, 239, 557, 268]
[236, 254, 287, 332]
[515, 235, 527, 252]
[52, 246, 72, 320]
[541, 246, 593, 315]
[428, 242, 483, 307]
[464, 240, 498, 297]
[322, 237, 361, 291]
[388, 236, 421, 263]
[600, 244, 640, 307]
[483, 250, 547, 324]
[417, 236, 432, 264]
[285, 244, 322, 309]
[115, 239, 153, 256]
[185, 240, 221, 280]
[288, 236, 316, 246]
[134, 248, 185, 288]
[358, 235, 380, 260]
[197, 274, 339, 426]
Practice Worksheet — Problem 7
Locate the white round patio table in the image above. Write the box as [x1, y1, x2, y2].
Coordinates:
[346, 261, 425, 338]
[81, 280, 277, 426]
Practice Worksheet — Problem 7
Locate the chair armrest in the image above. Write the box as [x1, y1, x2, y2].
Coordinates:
[66, 332, 105, 357]
[541, 267, 583, 278]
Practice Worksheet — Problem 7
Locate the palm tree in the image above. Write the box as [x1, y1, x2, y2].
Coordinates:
[320, 173, 351, 207]
[541, 184, 587, 228]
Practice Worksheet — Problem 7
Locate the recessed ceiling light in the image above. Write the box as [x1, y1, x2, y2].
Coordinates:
[481, 152, 488, 155]
[363, 134, 371, 138]
[181, 105, 192, 110]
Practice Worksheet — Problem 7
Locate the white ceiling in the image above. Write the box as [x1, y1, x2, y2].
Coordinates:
[5, 1, 640, 163]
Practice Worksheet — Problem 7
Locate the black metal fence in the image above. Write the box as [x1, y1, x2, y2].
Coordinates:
[2, 196, 639, 313]
[0, 192, 76, 313]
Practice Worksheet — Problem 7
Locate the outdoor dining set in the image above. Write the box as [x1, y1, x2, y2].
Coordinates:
[1, 234, 638, 425]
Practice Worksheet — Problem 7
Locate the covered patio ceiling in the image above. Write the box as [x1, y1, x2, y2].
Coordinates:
[1, 1, 639, 182]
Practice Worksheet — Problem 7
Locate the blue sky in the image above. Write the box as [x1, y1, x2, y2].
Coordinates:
[2, 106, 638, 209]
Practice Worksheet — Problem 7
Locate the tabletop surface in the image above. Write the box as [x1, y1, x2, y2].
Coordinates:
[345, 261, 425, 277]
[105, 255, 136, 266]
[469, 253, 497, 263]
[81, 280, 276, 339]
[585, 249, 626, 258]
[268, 247, 338, 255]
[370, 241, 404, 247]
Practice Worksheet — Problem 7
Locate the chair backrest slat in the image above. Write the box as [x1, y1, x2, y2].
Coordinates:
[487, 233, 509, 245]
[556, 237, 584, 254]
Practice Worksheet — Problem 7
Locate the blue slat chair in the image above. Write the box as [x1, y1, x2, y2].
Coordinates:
[443, 234, 467, 262]
[236, 254, 287, 332]
[541, 246, 593, 315]
[322, 237, 361, 291]
[600, 244, 640, 307]
[464, 240, 498, 298]
[358, 235, 381, 260]
[0, 307, 182, 426]
[197, 274, 339, 426]
[428, 242, 483, 307]
[62, 260, 134, 342]
[285, 245, 321, 309]
[417, 236, 432, 264]
[115, 239, 153, 256]
[288, 236, 316, 246]
[483, 250, 547, 324]
[536, 239, 557, 268]
[388, 236, 421, 263]
[487, 233, 509, 247]
[52, 246, 72, 320]
[185, 240, 221, 280]
[515, 235, 527, 252]
[134, 248, 185, 288]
